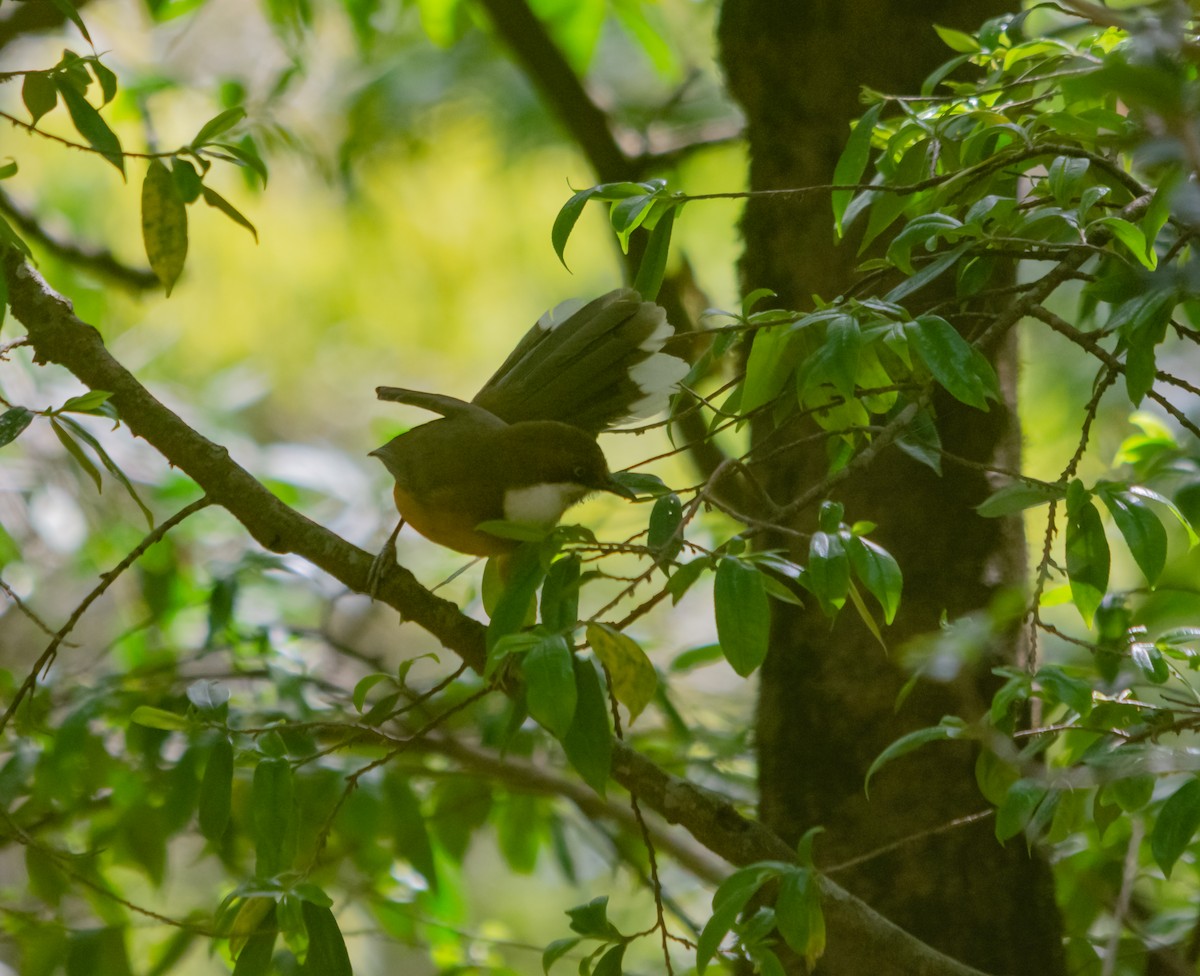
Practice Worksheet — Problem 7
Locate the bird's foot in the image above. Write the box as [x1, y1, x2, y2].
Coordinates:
[368, 522, 403, 600]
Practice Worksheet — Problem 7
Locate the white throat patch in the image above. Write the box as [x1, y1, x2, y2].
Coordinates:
[503, 483, 587, 526]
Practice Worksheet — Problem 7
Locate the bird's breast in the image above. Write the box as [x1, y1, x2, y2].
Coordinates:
[392, 485, 514, 557]
[502, 482, 588, 526]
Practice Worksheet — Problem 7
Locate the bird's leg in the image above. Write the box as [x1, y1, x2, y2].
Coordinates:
[368, 519, 404, 600]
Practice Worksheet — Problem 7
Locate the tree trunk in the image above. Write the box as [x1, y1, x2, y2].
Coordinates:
[717, 2, 1066, 973]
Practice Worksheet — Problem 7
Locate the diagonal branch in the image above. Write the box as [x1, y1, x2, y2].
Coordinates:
[3, 254, 993, 976]
[3, 253, 489, 675]
[475, 0, 632, 183]
[0, 189, 159, 292]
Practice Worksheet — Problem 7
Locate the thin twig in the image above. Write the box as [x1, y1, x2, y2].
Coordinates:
[1101, 819, 1145, 976]
[824, 810, 994, 875]
[0, 495, 212, 735]
[0, 575, 65, 640]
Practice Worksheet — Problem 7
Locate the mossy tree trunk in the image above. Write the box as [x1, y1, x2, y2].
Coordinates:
[717, 3, 1067, 973]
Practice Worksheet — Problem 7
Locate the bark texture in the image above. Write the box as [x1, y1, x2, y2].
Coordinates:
[717, 2, 1067, 973]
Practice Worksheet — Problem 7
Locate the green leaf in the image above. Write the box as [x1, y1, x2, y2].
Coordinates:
[552, 186, 600, 268]
[895, 406, 942, 474]
[666, 558, 709, 605]
[142, 160, 188, 295]
[864, 717, 965, 796]
[49, 0, 92, 42]
[1099, 487, 1167, 585]
[192, 107, 246, 147]
[384, 775, 438, 891]
[22, 73, 58, 125]
[887, 215, 963, 275]
[1120, 291, 1173, 406]
[995, 780, 1051, 843]
[976, 482, 1065, 517]
[975, 748, 1019, 806]
[298, 902, 352, 976]
[51, 417, 102, 492]
[593, 943, 626, 976]
[522, 633, 577, 738]
[1152, 777, 1200, 878]
[540, 554, 581, 632]
[832, 101, 883, 237]
[934, 23, 981, 52]
[55, 415, 154, 527]
[352, 673, 390, 713]
[1034, 665, 1093, 716]
[228, 898, 275, 963]
[905, 313, 994, 410]
[487, 544, 546, 650]
[647, 492, 683, 565]
[1131, 641, 1169, 683]
[807, 531, 850, 616]
[566, 896, 622, 939]
[697, 865, 783, 974]
[212, 139, 269, 187]
[775, 868, 825, 968]
[66, 928, 131, 976]
[0, 407, 34, 448]
[496, 793, 540, 874]
[1065, 485, 1110, 627]
[1046, 155, 1089, 208]
[847, 581, 886, 651]
[562, 657, 611, 794]
[714, 558, 771, 677]
[198, 737, 233, 842]
[252, 757, 296, 877]
[0, 212, 30, 257]
[543, 937, 581, 974]
[56, 81, 123, 175]
[632, 202, 677, 301]
[172, 158, 203, 203]
[671, 642, 723, 671]
[564, 653, 614, 792]
[26, 846, 68, 906]
[610, 192, 656, 250]
[609, 470, 669, 497]
[90, 59, 117, 104]
[130, 705, 189, 731]
[59, 390, 112, 414]
[586, 622, 656, 724]
[821, 315, 862, 403]
[741, 288, 777, 319]
[886, 243, 971, 303]
[741, 322, 802, 416]
[1097, 216, 1155, 270]
[1106, 774, 1154, 813]
[232, 912, 277, 976]
[845, 535, 902, 624]
[201, 185, 257, 241]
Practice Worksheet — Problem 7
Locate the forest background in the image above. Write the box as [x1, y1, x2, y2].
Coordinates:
[3, 2, 1200, 976]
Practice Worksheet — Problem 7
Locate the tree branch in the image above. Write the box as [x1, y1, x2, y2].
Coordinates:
[0, 189, 159, 292]
[475, 0, 632, 183]
[3, 254, 994, 976]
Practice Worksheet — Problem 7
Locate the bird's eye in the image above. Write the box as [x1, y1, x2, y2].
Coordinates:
[572, 465, 587, 481]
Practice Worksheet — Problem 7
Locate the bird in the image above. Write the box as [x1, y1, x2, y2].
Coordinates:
[369, 288, 689, 568]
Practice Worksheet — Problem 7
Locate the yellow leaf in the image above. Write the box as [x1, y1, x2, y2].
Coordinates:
[586, 622, 657, 724]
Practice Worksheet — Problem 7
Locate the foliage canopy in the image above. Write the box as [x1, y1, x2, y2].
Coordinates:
[2, 2, 1200, 975]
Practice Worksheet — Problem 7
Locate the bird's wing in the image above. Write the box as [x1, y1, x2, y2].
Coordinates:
[471, 289, 689, 433]
[376, 387, 506, 427]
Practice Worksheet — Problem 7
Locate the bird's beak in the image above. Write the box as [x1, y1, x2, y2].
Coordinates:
[602, 475, 638, 500]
